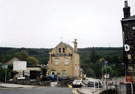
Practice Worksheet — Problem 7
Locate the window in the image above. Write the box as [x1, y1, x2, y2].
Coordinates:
[59, 48, 61, 52]
[63, 48, 65, 53]
[55, 58, 59, 65]
[65, 58, 69, 65]
[62, 70, 66, 76]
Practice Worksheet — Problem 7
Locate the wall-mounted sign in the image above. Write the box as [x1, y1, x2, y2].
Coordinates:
[126, 75, 132, 82]
[13, 61, 27, 71]
[124, 44, 130, 51]
[128, 54, 131, 59]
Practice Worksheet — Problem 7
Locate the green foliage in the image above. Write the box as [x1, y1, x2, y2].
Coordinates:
[94, 61, 104, 78]
[85, 68, 95, 77]
[0, 47, 50, 65]
[0, 68, 5, 81]
[27, 56, 39, 65]
[16, 50, 40, 66]
[0, 47, 123, 78]
[80, 47, 123, 78]
[102, 66, 113, 75]
[16, 50, 29, 61]
[90, 47, 99, 63]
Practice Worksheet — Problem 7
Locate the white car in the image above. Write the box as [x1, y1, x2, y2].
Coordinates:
[72, 80, 83, 88]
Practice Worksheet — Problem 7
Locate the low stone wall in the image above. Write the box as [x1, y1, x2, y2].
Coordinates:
[14, 79, 50, 86]
[57, 80, 72, 87]
[16, 79, 30, 85]
[39, 81, 51, 86]
[11, 79, 73, 87]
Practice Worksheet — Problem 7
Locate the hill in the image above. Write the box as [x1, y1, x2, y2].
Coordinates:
[0, 47, 123, 78]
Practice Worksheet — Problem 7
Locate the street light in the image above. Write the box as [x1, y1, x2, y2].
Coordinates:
[2, 64, 8, 83]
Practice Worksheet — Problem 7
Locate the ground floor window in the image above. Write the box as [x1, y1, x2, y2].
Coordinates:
[62, 69, 66, 76]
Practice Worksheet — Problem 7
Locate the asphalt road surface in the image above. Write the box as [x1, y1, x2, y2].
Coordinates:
[0, 87, 73, 94]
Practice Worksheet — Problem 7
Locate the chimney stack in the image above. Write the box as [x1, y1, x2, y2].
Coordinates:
[74, 39, 77, 52]
[123, 0, 131, 18]
[125, 0, 128, 8]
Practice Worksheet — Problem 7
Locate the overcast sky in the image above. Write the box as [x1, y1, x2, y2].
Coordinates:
[0, 0, 135, 48]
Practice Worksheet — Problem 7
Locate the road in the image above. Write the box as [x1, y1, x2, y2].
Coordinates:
[0, 87, 73, 94]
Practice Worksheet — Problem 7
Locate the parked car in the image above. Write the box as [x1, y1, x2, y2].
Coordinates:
[87, 81, 94, 87]
[72, 80, 83, 88]
[17, 75, 25, 80]
[87, 81, 102, 88]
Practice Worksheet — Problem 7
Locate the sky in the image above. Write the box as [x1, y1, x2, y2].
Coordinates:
[0, 0, 135, 48]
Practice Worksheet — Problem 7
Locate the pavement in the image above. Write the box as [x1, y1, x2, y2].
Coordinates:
[77, 87, 105, 94]
[0, 82, 36, 89]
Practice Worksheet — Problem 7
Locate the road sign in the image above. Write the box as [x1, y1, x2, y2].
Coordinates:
[2, 64, 8, 69]
[104, 61, 108, 66]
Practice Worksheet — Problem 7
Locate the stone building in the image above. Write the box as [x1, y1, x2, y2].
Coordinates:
[6, 57, 42, 80]
[6, 57, 21, 64]
[47, 39, 80, 79]
[121, 0, 135, 83]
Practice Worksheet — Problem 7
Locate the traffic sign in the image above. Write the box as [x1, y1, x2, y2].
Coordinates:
[104, 61, 108, 66]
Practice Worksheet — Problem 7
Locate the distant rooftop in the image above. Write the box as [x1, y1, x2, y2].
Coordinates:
[56, 41, 74, 51]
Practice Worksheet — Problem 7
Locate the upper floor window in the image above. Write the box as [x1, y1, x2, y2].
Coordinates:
[63, 48, 65, 53]
[65, 58, 69, 65]
[59, 48, 61, 53]
[55, 58, 59, 65]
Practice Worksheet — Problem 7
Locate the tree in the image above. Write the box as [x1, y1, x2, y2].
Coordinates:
[27, 56, 39, 65]
[94, 61, 104, 78]
[85, 68, 95, 77]
[90, 47, 99, 63]
[16, 50, 39, 66]
[16, 50, 29, 61]
[102, 66, 113, 78]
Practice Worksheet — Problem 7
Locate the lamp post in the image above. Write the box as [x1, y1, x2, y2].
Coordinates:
[2, 64, 8, 83]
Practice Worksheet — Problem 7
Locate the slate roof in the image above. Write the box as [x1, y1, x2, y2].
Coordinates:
[6, 57, 21, 64]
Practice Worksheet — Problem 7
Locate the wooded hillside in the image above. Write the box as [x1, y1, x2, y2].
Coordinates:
[0, 47, 123, 78]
